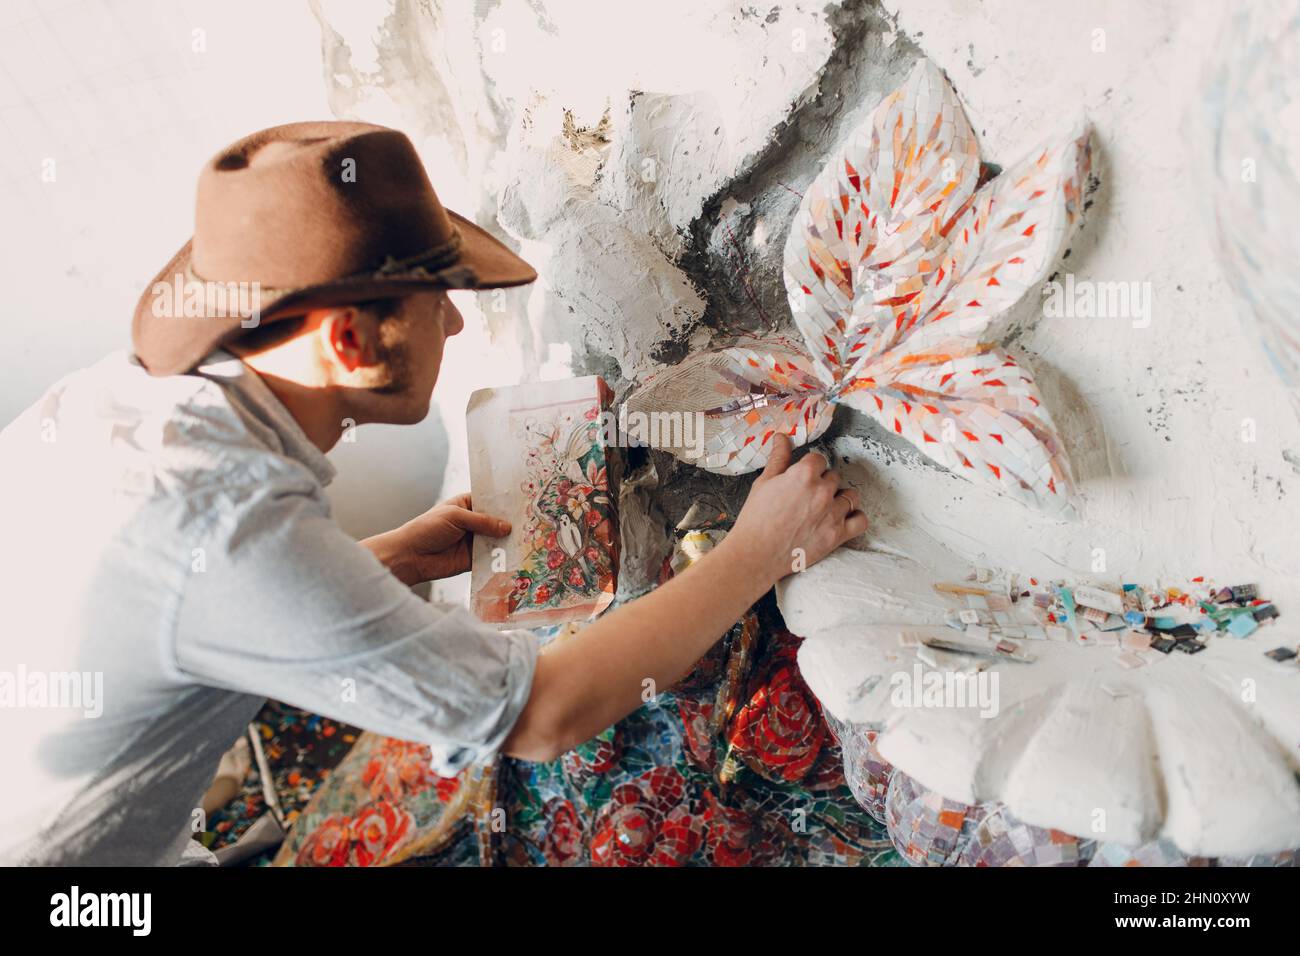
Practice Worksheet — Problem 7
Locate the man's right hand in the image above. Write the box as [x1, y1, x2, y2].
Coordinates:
[729, 432, 868, 585]
[503, 432, 867, 763]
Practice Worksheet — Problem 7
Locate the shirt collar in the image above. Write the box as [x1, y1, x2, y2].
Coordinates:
[194, 350, 337, 487]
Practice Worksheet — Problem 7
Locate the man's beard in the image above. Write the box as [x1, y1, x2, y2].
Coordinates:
[370, 323, 414, 395]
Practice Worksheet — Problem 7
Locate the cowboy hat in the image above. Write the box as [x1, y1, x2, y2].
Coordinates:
[131, 121, 537, 376]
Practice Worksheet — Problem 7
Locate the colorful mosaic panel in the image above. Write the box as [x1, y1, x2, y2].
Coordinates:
[824, 712, 893, 824]
[1088, 839, 1213, 868]
[202, 702, 361, 861]
[885, 769, 987, 865]
[274, 602, 901, 867]
[955, 804, 1090, 867]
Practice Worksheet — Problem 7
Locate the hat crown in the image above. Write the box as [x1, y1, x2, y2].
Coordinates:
[190, 121, 455, 287]
[132, 120, 536, 376]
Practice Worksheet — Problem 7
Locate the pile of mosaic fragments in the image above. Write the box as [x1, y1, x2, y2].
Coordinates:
[928, 571, 1289, 668]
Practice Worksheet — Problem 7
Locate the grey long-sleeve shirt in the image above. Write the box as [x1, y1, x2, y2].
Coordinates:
[0, 349, 537, 865]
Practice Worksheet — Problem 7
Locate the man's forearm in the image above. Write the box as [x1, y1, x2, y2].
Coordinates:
[501, 533, 780, 761]
[500, 434, 866, 762]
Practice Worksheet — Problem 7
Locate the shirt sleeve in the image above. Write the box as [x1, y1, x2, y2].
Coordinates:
[172, 487, 538, 775]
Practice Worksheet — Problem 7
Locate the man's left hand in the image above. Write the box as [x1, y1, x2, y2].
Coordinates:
[363, 493, 511, 587]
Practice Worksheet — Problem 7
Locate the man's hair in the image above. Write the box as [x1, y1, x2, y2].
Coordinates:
[230, 297, 405, 356]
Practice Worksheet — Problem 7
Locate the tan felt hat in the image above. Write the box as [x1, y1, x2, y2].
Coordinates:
[132, 121, 536, 376]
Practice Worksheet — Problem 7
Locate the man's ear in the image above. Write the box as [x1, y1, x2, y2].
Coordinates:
[315, 306, 374, 374]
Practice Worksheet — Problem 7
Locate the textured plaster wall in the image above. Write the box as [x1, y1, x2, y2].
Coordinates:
[4, 1, 1296, 613]
[311, 0, 1300, 611]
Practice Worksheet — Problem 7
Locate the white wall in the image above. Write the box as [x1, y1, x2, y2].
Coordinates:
[0, 0, 456, 541]
[4, 0, 1298, 613]
[317, 0, 1300, 609]
[866, 0, 1300, 606]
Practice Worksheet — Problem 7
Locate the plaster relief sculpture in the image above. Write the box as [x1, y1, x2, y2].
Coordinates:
[627, 58, 1090, 512]
[779, 550, 1300, 858]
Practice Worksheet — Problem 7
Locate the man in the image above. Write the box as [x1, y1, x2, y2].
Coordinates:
[0, 122, 866, 865]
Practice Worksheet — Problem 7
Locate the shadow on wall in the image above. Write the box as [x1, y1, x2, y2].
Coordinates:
[326, 410, 450, 540]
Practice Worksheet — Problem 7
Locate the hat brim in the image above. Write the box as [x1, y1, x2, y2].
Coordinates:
[132, 210, 537, 376]
[447, 210, 538, 289]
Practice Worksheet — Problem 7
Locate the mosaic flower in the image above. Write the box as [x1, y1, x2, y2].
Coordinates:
[590, 767, 703, 866]
[294, 800, 414, 867]
[361, 738, 438, 801]
[295, 813, 352, 867]
[561, 726, 621, 792]
[722, 634, 828, 785]
[435, 775, 461, 803]
[349, 801, 414, 866]
[541, 797, 585, 866]
[703, 791, 781, 867]
[627, 58, 1092, 511]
